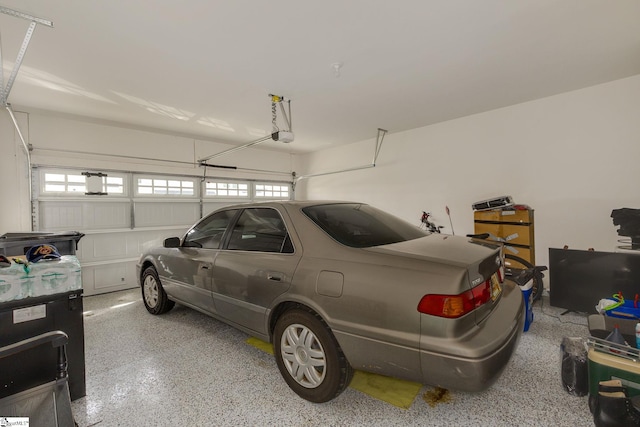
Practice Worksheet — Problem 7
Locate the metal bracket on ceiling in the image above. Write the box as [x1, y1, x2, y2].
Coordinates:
[295, 128, 388, 181]
[373, 128, 387, 166]
[0, 6, 54, 107]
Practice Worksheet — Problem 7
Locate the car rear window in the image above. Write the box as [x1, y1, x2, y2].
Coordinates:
[302, 203, 426, 248]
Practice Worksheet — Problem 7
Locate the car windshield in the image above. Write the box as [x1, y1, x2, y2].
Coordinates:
[302, 203, 427, 248]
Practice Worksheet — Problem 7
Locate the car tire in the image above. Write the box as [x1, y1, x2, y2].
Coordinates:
[273, 308, 353, 403]
[141, 266, 175, 315]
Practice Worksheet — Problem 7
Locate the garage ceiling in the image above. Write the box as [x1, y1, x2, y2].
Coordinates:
[1, 1, 639, 153]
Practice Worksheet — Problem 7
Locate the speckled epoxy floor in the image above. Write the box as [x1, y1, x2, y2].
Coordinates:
[70, 289, 595, 426]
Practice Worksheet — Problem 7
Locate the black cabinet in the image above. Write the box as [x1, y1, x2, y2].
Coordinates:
[0, 290, 86, 401]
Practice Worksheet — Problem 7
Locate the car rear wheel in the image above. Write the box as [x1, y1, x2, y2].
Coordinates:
[141, 266, 175, 315]
[274, 308, 353, 403]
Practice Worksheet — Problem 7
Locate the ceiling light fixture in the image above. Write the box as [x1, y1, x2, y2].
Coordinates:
[331, 62, 343, 78]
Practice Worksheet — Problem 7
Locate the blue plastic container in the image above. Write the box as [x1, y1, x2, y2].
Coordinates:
[520, 278, 534, 332]
[510, 268, 535, 331]
[604, 298, 640, 320]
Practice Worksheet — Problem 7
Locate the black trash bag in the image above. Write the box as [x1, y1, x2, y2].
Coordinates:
[560, 337, 588, 396]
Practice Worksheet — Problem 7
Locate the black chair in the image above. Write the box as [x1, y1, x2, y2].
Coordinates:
[0, 331, 75, 426]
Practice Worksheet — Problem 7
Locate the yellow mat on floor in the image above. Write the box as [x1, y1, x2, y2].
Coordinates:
[246, 337, 421, 409]
[247, 336, 275, 355]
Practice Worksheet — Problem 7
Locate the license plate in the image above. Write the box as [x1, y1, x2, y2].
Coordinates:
[490, 273, 502, 301]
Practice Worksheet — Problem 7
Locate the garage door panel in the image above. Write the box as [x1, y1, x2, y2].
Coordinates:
[134, 202, 199, 227]
[39, 202, 84, 230]
[78, 228, 188, 295]
[40, 201, 130, 231]
[81, 262, 137, 296]
[84, 202, 130, 229]
[78, 229, 187, 263]
[81, 233, 131, 260]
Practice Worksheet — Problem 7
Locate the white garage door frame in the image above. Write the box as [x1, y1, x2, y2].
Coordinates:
[32, 166, 293, 296]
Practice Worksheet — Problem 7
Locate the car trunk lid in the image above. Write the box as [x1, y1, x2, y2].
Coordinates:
[364, 234, 505, 324]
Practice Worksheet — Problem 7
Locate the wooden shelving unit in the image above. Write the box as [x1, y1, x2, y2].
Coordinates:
[473, 209, 535, 265]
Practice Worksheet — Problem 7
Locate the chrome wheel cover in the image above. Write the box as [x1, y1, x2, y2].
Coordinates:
[143, 274, 159, 308]
[280, 323, 326, 388]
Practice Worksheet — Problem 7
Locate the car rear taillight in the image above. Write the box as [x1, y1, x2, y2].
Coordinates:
[418, 280, 494, 318]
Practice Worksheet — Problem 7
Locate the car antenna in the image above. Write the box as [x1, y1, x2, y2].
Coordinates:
[446, 206, 455, 235]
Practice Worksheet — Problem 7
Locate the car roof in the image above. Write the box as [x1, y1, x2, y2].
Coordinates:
[221, 200, 364, 210]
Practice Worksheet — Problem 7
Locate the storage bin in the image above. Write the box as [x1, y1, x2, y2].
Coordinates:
[588, 347, 640, 399]
[0, 231, 84, 256]
[588, 314, 638, 347]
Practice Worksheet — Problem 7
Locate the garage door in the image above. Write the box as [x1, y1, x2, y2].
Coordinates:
[32, 167, 291, 296]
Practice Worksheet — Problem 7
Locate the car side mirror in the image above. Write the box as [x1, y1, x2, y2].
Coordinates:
[163, 237, 181, 248]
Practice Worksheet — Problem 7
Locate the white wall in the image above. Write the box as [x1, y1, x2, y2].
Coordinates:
[294, 74, 640, 272]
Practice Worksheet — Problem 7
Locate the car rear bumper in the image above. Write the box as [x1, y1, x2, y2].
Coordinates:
[419, 281, 525, 391]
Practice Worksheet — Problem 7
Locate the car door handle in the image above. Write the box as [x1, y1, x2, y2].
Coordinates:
[199, 263, 212, 270]
[267, 273, 283, 282]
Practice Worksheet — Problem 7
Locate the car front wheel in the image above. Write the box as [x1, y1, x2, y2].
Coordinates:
[274, 308, 353, 403]
[141, 266, 175, 315]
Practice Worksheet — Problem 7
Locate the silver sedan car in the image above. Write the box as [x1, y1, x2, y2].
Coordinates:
[137, 201, 524, 402]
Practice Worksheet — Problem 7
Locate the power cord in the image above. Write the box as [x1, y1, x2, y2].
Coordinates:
[534, 291, 589, 327]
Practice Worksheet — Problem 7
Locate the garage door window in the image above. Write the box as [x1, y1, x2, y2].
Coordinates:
[43, 172, 86, 193]
[227, 208, 293, 253]
[104, 176, 125, 194]
[205, 181, 249, 197]
[254, 184, 289, 199]
[42, 171, 126, 196]
[137, 178, 195, 196]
